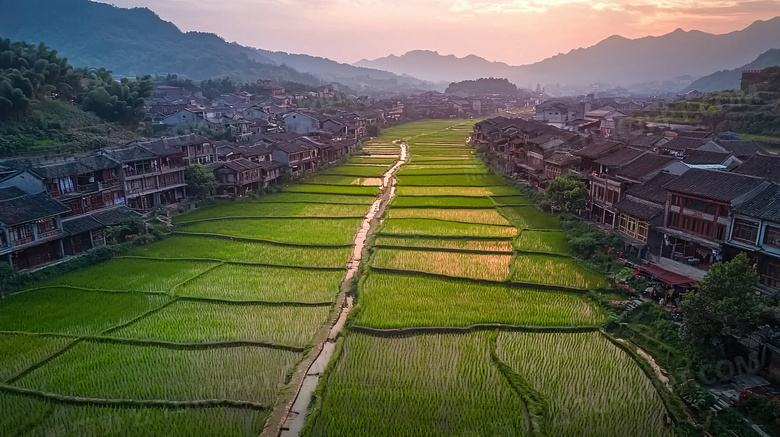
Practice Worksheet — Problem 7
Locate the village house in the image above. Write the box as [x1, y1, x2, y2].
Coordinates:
[0, 187, 70, 270]
[160, 109, 204, 128]
[723, 183, 780, 296]
[613, 172, 679, 258]
[271, 141, 317, 177]
[282, 111, 320, 135]
[206, 159, 271, 196]
[102, 140, 187, 211]
[658, 169, 769, 276]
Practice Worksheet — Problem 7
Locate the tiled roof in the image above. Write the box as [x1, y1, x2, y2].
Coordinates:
[615, 154, 676, 181]
[734, 184, 780, 222]
[92, 205, 140, 226]
[104, 146, 157, 163]
[682, 149, 731, 165]
[62, 215, 103, 235]
[133, 134, 210, 156]
[662, 136, 707, 151]
[256, 160, 284, 170]
[663, 168, 767, 202]
[675, 130, 713, 139]
[272, 141, 313, 154]
[544, 151, 581, 167]
[30, 155, 120, 180]
[615, 198, 664, 221]
[0, 189, 70, 226]
[628, 135, 664, 149]
[571, 140, 622, 159]
[595, 148, 645, 167]
[733, 154, 780, 183]
[713, 140, 768, 160]
[625, 172, 679, 204]
[0, 186, 26, 201]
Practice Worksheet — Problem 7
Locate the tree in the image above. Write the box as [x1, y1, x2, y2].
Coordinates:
[680, 253, 770, 356]
[366, 124, 380, 137]
[0, 262, 18, 298]
[545, 176, 587, 213]
[184, 164, 217, 199]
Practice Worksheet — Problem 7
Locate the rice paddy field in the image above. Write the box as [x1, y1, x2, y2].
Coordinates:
[1, 120, 675, 436]
[0, 146, 396, 436]
[301, 119, 675, 437]
[177, 217, 363, 245]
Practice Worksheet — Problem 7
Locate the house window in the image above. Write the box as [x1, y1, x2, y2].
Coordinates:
[761, 259, 780, 290]
[732, 219, 759, 244]
[9, 223, 34, 245]
[37, 219, 57, 236]
[765, 226, 780, 248]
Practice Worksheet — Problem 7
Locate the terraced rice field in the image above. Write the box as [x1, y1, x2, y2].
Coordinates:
[354, 273, 603, 328]
[379, 218, 517, 238]
[386, 208, 511, 225]
[373, 236, 514, 252]
[177, 217, 363, 245]
[1, 120, 673, 437]
[496, 332, 673, 437]
[303, 333, 529, 436]
[0, 151, 396, 436]
[301, 119, 673, 437]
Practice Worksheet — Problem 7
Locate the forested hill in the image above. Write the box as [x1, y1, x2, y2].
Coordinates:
[685, 49, 780, 93]
[0, 0, 322, 85]
[445, 78, 518, 96]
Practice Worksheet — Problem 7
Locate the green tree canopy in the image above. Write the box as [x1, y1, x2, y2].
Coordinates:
[546, 176, 587, 213]
[680, 253, 771, 355]
[184, 164, 218, 199]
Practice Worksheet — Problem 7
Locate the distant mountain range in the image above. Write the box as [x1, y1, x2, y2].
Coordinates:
[2, 0, 778, 94]
[357, 18, 780, 91]
[685, 49, 780, 92]
[0, 0, 436, 93]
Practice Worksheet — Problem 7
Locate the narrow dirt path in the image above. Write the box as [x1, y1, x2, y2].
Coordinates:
[272, 143, 408, 437]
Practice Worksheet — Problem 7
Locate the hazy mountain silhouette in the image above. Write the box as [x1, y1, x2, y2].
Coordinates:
[357, 18, 780, 89]
[355, 50, 515, 83]
[685, 48, 780, 93]
[0, 0, 434, 92]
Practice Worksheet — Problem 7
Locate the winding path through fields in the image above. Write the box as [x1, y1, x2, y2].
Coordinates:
[270, 142, 409, 437]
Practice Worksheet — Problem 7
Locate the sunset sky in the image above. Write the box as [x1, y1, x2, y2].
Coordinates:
[96, 0, 779, 65]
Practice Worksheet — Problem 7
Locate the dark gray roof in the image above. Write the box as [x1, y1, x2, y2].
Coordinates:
[614, 198, 664, 220]
[663, 168, 767, 203]
[628, 134, 664, 149]
[104, 146, 157, 163]
[571, 140, 622, 159]
[615, 154, 676, 181]
[734, 184, 780, 222]
[0, 186, 26, 201]
[30, 154, 120, 180]
[62, 206, 139, 236]
[544, 151, 581, 167]
[714, 140, 768, 160]
[675, 130, 714, 139]
[273, 141, 313, 154]
[682, 149, 731, 165]
[595, 148, 645, 167]
[662, 136, 707, 151]
[92, 205, 140, 226]
[62, 215, 103, 235]
[0, 190, 70, 226]
[733, 154, 780, 183]
[625, 172, 679, 204]
[256, 160, 284, 170]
